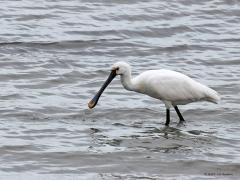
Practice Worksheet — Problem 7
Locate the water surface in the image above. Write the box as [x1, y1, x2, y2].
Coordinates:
[0, 0, 240, 179]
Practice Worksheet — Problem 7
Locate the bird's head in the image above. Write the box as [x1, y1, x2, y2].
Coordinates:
[111, 61, 131, 76]
[88, 61, 130, 109]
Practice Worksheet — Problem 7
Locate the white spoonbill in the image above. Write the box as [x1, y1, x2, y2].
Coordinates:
[88, 61, 220, 126]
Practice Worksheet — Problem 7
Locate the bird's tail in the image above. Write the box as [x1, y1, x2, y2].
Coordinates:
[204, 86, 220, 104]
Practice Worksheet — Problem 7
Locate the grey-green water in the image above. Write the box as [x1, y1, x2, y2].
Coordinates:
[0, 0, 240, 179]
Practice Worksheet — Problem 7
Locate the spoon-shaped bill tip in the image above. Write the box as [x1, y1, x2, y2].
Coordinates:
[88, 99, 96, 109]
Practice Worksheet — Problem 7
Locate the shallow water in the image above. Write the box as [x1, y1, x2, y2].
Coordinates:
[0, 0, 240, 179]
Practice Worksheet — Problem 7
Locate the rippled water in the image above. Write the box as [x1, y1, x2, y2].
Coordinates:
[0, 0, 240, 179]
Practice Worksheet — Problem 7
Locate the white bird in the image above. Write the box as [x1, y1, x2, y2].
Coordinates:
[88, 61, 220, 126]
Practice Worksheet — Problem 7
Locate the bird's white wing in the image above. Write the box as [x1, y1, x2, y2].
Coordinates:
[133, 70, 208, 104]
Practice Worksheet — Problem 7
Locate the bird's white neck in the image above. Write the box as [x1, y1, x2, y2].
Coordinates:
[120, 71, 135, 91]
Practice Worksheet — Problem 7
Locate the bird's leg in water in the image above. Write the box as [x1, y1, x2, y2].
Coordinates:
[165, 109, 170, 126]
[174, 106, 185, 123]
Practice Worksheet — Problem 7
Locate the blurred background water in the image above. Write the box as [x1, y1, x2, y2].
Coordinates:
[0, 0, 240, 179]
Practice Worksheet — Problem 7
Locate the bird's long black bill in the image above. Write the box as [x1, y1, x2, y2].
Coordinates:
[88, 70, 117, 109]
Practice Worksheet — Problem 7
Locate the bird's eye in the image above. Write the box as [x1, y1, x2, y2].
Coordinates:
[116, 67, 119, 71]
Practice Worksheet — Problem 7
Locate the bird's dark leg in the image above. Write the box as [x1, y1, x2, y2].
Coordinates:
[165, 109, 170, 126]
[174, 106, 185, 123]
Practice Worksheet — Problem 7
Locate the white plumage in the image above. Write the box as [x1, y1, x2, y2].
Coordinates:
[129, 69, 220, 108]
[88, 61, 220, 126]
